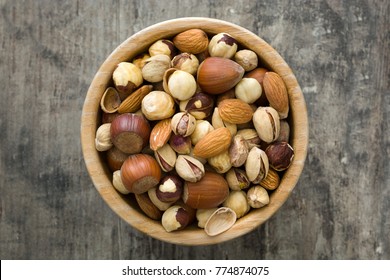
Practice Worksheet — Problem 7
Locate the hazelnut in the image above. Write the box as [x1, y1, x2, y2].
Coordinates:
[161, 205, 190, 232]
[171, 112, 196, 137]
[196, 208, 218, 228]
[211, 107, 237, 136]
[148, 39, 176, 58]
[234, 49, 258, 72]
[175, 155, 205, 182]
[156, 175, 183, 203]
[171, 53, 199, 75]
[134, 192, 163, 220]
[95, 123, 113, 152]
[222, 190, 250, 219]
[265, 141, 294, 171]
[148, 187, 172, 211]
[208, 33, 238, 58]
[208, 151, 232, 174]
[234, 78, 262, 104]
[190, 120, 214, 145]
[229, 134, 249, 167]
[121, 154, 162, 194]
[225, 168, 250, 191]
[183, 172, 229, 209]
[132, 53, 151, 69]
[106, 146, 129, 171]
[112, 170, 130, 195]
[163, 69, 197, 101]
[141, 54, 171, 83]
[253, 106, 280, 143]
[154, 143, 177, 172]
[180, 92, 214, 120]
[247, 186, 269, 208]
[141, 91, 175, 121]
[110, 113, 151, 154]
[245, 146, 269, 184]
[112, 62, 143, 97]
[169, 134, 192, 154]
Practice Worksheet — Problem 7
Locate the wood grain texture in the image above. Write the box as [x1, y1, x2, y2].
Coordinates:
[1, 0, 389, 259]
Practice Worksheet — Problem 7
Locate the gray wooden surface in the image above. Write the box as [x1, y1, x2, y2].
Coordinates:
[0, 0, 389, 260]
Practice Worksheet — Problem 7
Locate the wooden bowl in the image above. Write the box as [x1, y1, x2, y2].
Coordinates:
[81, 17, 308, 245]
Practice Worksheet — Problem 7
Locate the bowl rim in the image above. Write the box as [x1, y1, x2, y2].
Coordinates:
[81, 17, 308, 245]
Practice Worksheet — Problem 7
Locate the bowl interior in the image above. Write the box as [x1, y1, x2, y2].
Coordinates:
[81, 17, 308, 245]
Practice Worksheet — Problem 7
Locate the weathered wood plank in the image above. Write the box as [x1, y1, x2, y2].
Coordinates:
[0, 0, 389, 259]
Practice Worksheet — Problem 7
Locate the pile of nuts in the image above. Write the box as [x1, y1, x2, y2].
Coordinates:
[95, 29, 294, 236]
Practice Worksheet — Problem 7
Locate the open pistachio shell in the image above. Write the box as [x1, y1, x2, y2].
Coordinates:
[204, 207, 237, 236]
[100, 87, 121, 113]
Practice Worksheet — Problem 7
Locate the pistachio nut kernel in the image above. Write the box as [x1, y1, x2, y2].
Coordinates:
[171, 112, 196, 137]
[175, 155, 205, 182]
[245, 146, 269, 184]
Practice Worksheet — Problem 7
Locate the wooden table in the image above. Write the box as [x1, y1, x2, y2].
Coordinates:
[1, 0, 389, 259]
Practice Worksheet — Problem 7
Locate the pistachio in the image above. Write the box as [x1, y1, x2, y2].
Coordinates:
[253, 106, 280, 143]
[141, 54, 171, 83]
[247, 186, 269, 208]
[163, 68, 197, 101]
[95, 123, 113, 152]
[265, 141, 294, 171]
[208, 33, 238, 58]
[225, 168, 250, 191]
[229, 134, 249, 167]
[234, 77, 262, 104]
[211, 107, 237, 136]
[154, 143, 177, 172]
[175, 155, 205, 182]
[180, 92, 214, 120]
[112, 62, 143, 98]
[245, 146, 269, 184]
[148, 39, 176, 58]
[171, 52, 199, 75]
[222, 190, 250, 219]
[171, 112, 196, 137]
[236, 128, 261, 149]
[141, 91, 175, 121]
[169, 134, 192, 154]
[190, 120, 214, 145]
[208, 151, 232, 174]
[233, 49, 258, 72]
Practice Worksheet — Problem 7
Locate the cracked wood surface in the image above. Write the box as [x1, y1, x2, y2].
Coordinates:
[0, 0, 389, 259]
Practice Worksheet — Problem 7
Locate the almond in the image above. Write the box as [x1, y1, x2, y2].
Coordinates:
[218, 99, 253, 124]
[173, 29, 209, 54]
[118, 85, 152, 113]
[263, 72, 289, 119]
[193, 127, 232, 158]
[149, 118, 172, 151]
[135, 193, 163, 220]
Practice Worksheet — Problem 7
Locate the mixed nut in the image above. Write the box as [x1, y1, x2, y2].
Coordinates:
[95, 29, 294, 237]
